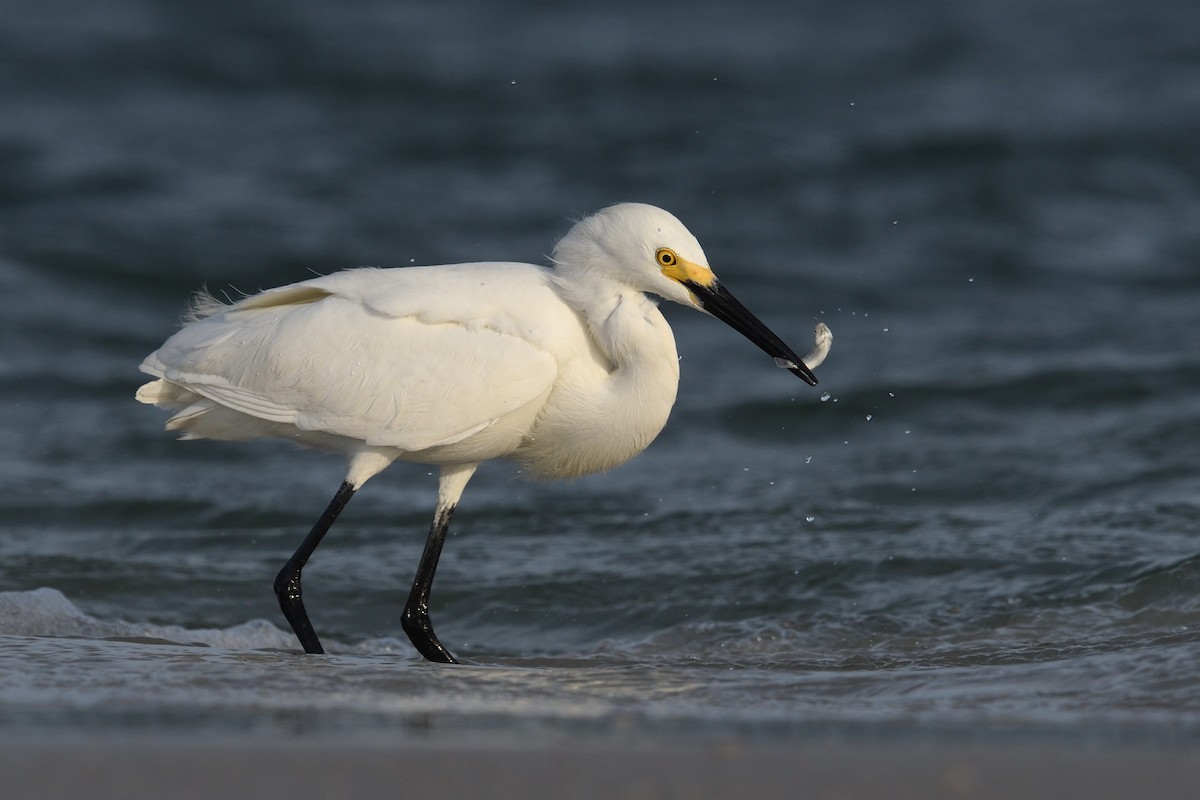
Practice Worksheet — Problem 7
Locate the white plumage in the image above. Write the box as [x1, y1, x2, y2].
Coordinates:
[137, 203, 831, 663]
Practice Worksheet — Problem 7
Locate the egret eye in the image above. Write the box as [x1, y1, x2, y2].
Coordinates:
[656, 248, 678, 267]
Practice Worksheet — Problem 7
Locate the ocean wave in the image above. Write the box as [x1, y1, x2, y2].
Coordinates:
[0, 587, 297, 651]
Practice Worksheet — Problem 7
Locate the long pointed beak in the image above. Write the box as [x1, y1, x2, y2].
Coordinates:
[685, 279, 820, 386]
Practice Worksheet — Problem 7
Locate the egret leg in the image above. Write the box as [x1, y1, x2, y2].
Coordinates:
[401, 463, 477, 664]
[402, 505, 459, 663]
[274, 481, 356, 654]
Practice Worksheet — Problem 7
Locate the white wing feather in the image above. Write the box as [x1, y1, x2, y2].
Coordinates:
[140, 265, 561, 452]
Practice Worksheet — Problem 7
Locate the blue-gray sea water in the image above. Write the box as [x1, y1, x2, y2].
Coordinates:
[1, 0, 1199, 745]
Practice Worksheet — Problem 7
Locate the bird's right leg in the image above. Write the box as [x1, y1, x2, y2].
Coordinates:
[402, 504, 459, 663]
[274, 481, 356, 654]
[401, 463, 477, 664]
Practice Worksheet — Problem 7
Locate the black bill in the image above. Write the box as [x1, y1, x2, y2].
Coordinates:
[685, 280, 819, 386]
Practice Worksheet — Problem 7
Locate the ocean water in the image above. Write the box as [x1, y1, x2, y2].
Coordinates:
[2, 0, 1199, 745]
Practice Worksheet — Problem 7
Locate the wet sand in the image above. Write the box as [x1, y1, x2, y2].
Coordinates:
[5, 735, 1199, 800]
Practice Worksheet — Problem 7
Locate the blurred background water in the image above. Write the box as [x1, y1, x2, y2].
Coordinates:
[1, 0, 1199, 744]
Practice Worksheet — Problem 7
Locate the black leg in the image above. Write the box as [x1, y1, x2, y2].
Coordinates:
[401, 504, 459, 664]
[274, 481, 356, 654]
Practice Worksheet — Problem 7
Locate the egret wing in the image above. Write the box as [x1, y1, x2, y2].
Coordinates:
[141, 267, 561, 452]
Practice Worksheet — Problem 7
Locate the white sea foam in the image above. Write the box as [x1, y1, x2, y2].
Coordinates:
[0, 587, 296, 650]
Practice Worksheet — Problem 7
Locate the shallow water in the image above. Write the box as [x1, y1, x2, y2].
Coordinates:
[2, 0, 1199, 746]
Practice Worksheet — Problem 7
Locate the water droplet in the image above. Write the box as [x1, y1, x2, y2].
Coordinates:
[805, 515, 816, 523]
[805, 456, 813, 464]
[820, 392, 831, 402]
[865, 414, 873, 421]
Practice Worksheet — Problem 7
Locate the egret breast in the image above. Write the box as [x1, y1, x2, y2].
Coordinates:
[515, 293, 681, 480]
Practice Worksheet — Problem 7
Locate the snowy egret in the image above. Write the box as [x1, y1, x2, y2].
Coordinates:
[137, 203, 832, 663]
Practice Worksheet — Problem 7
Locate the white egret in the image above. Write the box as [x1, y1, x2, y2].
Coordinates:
[137, 203, 832, 663]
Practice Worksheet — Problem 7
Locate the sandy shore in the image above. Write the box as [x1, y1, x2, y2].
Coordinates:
[4, 735, 1199, 800]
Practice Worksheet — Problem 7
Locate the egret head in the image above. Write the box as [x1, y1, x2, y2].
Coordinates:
[552, 203, 820, 385]
[552, 203, 711, 307]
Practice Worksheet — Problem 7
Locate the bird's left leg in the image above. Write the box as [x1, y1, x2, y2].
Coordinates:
[402, 463, 477, 664]
[274, 480, 356, 654]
